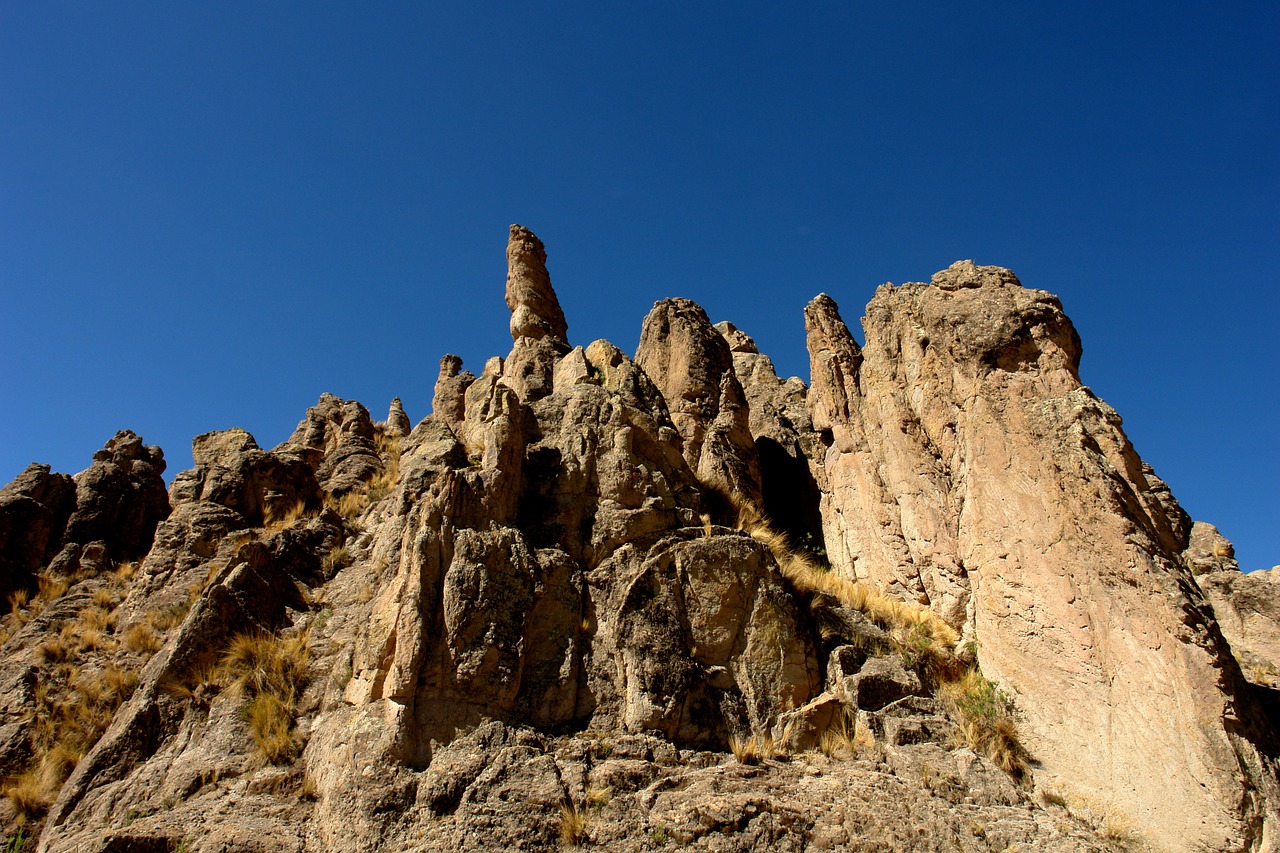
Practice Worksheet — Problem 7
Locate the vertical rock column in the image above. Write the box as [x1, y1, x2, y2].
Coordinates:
[503, 224, 571, 402]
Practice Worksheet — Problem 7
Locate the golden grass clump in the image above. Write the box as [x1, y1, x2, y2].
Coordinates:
[941, 668, 1028, 779]
[558, 802, 590, 847]
[324, 490, 370, 521]
[321, 545, 353, 575]
[35, 574, 69, 605]
[122, 622, 162, 654]
[217, 631, 311, 763]
[264, 498, 310, 531]
[728, 732, 776, 765]
[817, 712, 870, 759]
[3, 664, 139, 822]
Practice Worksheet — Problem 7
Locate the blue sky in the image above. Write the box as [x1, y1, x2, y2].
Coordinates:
[2, 2, 1276, 569]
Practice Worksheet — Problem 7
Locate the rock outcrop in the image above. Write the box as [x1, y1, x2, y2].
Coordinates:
[0, 430, 168, 602]
[804, 260, 1278, 852]
[636, 299, 762, 504]
[502, 224, 571, 403]
[0, 230, 1273, 853]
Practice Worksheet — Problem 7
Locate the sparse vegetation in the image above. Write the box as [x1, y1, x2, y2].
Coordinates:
[941, 668, 1028, 779]
[5, 827, 27, 852]
[818, 711, 869, 758]
[712, 482, 1029, 777]
[558, 801, 590, 847]
[264, 498, 310, 531]
[123, 622, 162, 654]
[3, 664, 138, 823]
[728, 732, 775, 765]
[584, 785, 611, 812]
[321, 545, 352, 575]
[217, 630, 311, 763]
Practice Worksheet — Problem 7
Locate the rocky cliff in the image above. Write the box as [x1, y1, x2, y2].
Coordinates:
[0, 226, 1275, 853]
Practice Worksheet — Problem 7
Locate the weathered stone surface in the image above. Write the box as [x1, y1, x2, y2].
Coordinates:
[587, 531, 820, 747]
[0, 431, 169, 597]
[171, 427, 321, 524]
[0, 463, 76, 601]
[834, 654, 923, 712]
[1200, 566, 1280, 680]
[1186, 519, 1240, 574]
[432, 354, 475, 427]
[63, 430, 170, 562]
[3, 230, 1270, 853]
[805, 262, 1278, 852]
[385, 396, 411, 437]
[636, 298, 761, 504]
[283, 393, 381, 495]
[503, 225, 571, 403]
[717, 319, 826, 552]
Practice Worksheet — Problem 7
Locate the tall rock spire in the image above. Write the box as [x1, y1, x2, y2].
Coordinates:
[505, 224, 568, 345]
[502, 224, 570, 402]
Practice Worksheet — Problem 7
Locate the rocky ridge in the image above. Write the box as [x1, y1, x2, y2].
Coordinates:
[0, 225, 1275, 853]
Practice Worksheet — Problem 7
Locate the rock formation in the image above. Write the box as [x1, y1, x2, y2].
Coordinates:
[0, 229, 1274, 853]
[804, 261, 1278, 852]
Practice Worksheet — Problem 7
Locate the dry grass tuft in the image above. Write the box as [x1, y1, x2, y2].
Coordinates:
[941, 668, 1029, 779]
[264, 499, 310, 531]
[122, 623, 162, 654]
[217, 631, 311, 763]
[584, 785, 612, 811]
[728, 732, 775, 765]
[321, 545, 352, 575]
[817, 712, 865, 758]
[324, 490, 370, 521]
[4, 663, 139, 822]
[719, 485, 961, 679]
[34, 574, 68, 607]
[558, 802, 590, 847]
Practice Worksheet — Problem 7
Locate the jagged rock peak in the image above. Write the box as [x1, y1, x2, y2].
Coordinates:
[930, 258, 1022, 290]
[713, 319, 758, 354]
[505, 224, 568, 344]
[386, 397, 411, 436]
[803, 293, 863, 432]
[636, 297, 762, 503]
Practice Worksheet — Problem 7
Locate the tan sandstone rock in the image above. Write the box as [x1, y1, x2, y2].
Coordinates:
[805, 261, 1278, 852]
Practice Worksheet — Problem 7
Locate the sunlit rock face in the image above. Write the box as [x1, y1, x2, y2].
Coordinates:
[804, 260, 1278, 853]
[2, 231, 1274, 853]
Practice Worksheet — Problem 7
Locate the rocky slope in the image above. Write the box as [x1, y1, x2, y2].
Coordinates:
[0, 225, 1275, 853]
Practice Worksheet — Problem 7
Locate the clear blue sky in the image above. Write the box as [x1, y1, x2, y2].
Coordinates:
[2, 3, 1276, 569]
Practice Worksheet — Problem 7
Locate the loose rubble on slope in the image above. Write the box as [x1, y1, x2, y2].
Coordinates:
[0, 226, 1275, 853]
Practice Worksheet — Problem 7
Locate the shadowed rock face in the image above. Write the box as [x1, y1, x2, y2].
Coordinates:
[3, 232, 1274, 853]
[804, 261, 1278, 853]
